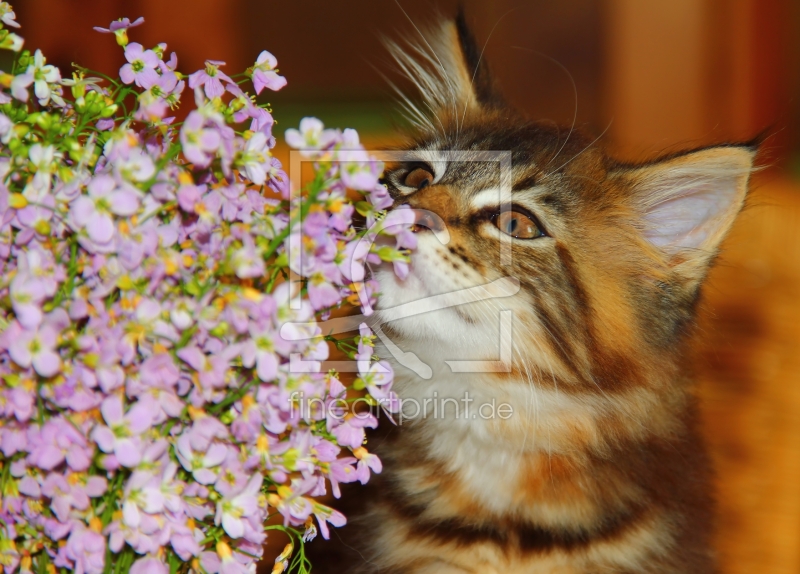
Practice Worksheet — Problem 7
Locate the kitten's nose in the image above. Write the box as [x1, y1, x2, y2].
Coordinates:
[410, 209, 445, 234]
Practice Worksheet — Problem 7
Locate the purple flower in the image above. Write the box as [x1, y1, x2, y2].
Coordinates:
[265, 157, 290, 199]
[234, 105, 274, 142]
[180, 111, 221, 168]
[10, 72, 33, 102]
[238, 132, 271, 185]
[119, 43, 160, 88]
[27, 418, 92, 472]
[42, 473, 107, 522]
[339, 237, 372, 283]
[250, 50, 287, 94]
[358, 357, 395, 402]
[6, 321, 62, 377]
[96, 118, 114, 131]
[188, 61, 233, 100]
[139, 353, 180, 387]
[15, 183, 57, 241]
[308, 265, 343, 311]
[285, 117, 339, 157]
[168, 517, 201, 561]
[65, 525, 105, 574]
[1, 424, 28, 457]
[18, 474, 41, 497]
[230, 235, 265, 279]
[135, 94, 168, 123]
[176, 183, 205, 212]
[177, 344, 238, 392]
[0, 4, 20, 28]
[0, 521, 20, 571]
[215, 475, 261, 539]
[139, 70, 184, 119]
[92, 337, 125, 393]
[1, 386, 35, 422]
[26, 50, 61, 106]
[368, 183, 394, 210]
[337, 129, 382, 191]
[240, 324, 288, 382]
[91, 396, 153, 467]
[121, 463, 179, 530]
[8, 275, 47, 329]
[16, 245, 64, 298]
[217, 184, 246, 221]
[0, 28, 409, 570]
[200, 542, 250, 574]
[331, 413, 377, 449]
[353, 446, 382, 484]
[94, 17, 144, 34]
[230, 401, 262, 444]
[381, 204, 417, 248]
[130, 556, 168, 574]
[69, 175, 140, 248]
[175, 434, 228, 485]
[214, 455, 249, 497]
[111, 145, 156, 182]
[326, 456, 359, 498]
[271, 477, 316, 525]
[312, 503, 346, 540]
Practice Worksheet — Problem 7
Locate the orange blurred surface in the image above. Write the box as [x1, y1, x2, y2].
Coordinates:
[695, 174, 800, 573]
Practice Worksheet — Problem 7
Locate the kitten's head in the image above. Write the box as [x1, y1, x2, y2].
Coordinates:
[374, 15, 755, 389]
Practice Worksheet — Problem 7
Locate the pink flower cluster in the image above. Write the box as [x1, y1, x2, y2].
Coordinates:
[0, 10, 410, 574]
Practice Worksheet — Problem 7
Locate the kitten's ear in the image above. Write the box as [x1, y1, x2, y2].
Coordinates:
[613, 145, 756, 277]
[452, 11, 502, 109]
[386, 11, 501, 121]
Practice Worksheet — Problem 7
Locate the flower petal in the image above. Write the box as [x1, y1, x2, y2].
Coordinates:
[87, 213, 115, 244]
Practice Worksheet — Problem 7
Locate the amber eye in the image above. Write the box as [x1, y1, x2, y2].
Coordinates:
[494, 210, 544, 239]
[404, 167, 434, 190]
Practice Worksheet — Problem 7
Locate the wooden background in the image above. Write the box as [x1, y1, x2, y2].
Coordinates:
[16, 0, 800, 571]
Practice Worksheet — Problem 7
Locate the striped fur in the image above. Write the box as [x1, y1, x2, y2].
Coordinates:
[308, 15, 755, 574]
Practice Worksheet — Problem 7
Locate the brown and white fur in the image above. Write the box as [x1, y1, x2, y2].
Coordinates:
[308, 14, 756, 574]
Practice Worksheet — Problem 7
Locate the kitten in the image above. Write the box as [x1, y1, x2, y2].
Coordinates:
[308, 14, 755, 574]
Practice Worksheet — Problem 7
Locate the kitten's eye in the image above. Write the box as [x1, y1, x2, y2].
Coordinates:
[404, 167, 434, 190]
[494, 210, 544, 239]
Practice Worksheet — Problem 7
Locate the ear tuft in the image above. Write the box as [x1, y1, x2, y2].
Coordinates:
[384, 13, 500, 128]
[614, 145, 756, 269]
[454, 10, 503, 108]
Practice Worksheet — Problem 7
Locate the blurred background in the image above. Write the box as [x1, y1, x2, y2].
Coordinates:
[14, 0, 800, 572]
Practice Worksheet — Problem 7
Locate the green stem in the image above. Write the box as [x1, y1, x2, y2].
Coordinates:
[207, 376, 258, 416]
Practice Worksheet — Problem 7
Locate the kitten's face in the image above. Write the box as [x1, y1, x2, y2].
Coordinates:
[373, 20, 753, 387]
[372, 121, 592, 368]
[375, 118, 640, 382]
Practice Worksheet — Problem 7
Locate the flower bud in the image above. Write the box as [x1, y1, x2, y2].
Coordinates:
[114, 29, 129, 47]
[209, 322, 229, 338]
[0, 30, 23, 52]
[8, 193, 26, 209]
[100, 100, 118, 118]
[17, 49, 31, 68]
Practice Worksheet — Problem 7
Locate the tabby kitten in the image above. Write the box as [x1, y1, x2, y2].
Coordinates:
[308, 15, 755, 574]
